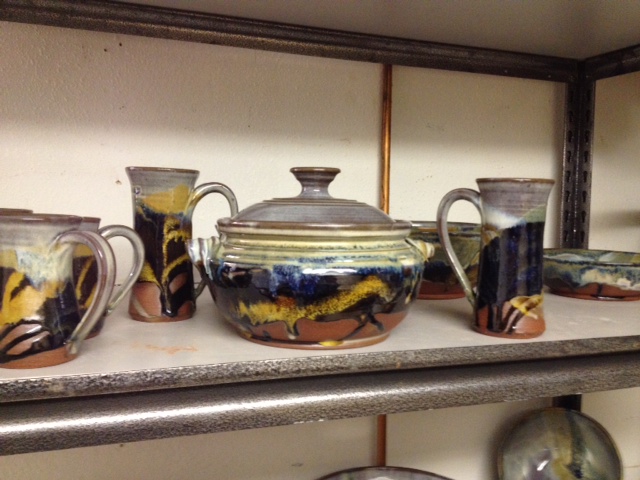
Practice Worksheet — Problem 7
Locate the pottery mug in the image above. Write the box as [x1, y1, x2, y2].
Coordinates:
[437, 178, 554, 339]
[126, 167, 238, 322]
[73, 217, 145, 337]
[0, 214, 116, 368]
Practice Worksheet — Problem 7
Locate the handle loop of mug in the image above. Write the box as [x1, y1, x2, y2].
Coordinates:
[183, 182, 239, 298]
[436, 188, 482, 307]
[98, 224, 145, 316]
[56, 231, 116, 355]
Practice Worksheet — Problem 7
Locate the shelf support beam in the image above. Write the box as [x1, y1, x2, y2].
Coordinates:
[0, 0, 578, 82]
[561, 64, 595, 248]
[2, 352, 639, 456]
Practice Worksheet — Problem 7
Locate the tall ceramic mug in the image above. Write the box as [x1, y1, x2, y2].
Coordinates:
[0, 214, 116, 368]
[437, 178, 554, 339]
[73, 217, 145, 336]
[126, 167, 238, 322]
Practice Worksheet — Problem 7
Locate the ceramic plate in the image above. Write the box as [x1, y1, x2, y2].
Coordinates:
[498, 408, 622, 479]
[317, 466, 453, 480]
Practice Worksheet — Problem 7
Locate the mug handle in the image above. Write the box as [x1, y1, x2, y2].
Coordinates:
[98, 224, 145, 316]
[184, 182, 239, 298]
[436, 188, 482, 308]
[56, 230, 116, 355]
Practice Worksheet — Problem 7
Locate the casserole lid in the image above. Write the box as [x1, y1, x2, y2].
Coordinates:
[217, 167, 410, 233]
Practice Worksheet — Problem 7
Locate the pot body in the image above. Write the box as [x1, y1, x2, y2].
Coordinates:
[193, 233, 428, 349]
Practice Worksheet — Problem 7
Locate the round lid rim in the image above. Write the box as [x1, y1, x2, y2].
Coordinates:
[218, 217, 412, 233]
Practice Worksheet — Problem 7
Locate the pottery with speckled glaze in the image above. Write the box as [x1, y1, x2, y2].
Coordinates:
[0, 214, 115, 368]
[410, 221, 480, 300]
[498, 408, 621, 479]
[437, 178, 554, 339]
[318, 466, 453, 480]
[126, 167, 238, 322]
[73, 217, 145, 337]
[543, 248, 640, 300]
[188, 167, 434, 350]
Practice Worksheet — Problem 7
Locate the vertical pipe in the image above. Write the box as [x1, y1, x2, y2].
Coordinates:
[380, 64, 393, 213]
[375, 64, 393, 467]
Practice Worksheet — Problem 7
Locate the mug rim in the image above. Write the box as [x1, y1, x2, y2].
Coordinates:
[125, 166, 199, 174]
[477, 177, 555, 184]
[0, 213, 83, 224]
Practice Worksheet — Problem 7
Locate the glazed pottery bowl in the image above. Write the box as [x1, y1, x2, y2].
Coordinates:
[410, 221, 480, 299]
[543, 248, 640, 300]
[188, 167, 434, 350]
[498, 408, 622, 480]
[317, 466, 453, 480]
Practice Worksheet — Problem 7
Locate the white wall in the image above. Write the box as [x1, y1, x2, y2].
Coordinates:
[1, 20, 638, 480]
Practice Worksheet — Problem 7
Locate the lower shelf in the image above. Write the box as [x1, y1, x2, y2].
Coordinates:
[2, 351, 639, 455]
[1, 293, 639, 455]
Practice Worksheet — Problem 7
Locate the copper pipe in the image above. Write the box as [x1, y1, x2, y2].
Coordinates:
[380, 64, 393, 213]
[375, 414, 387, 466]
[375, 64, 393, 468]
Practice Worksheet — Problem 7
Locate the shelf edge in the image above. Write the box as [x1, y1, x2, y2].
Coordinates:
[1, 351, 638, 455]
[1, 0, 578, 82]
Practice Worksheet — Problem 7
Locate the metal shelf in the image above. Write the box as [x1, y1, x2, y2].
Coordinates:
[1, 0, 640, 457]
[2, 295, 639, 455]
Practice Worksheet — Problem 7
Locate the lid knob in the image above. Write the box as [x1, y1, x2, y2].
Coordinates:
[291, 167, 340, 200]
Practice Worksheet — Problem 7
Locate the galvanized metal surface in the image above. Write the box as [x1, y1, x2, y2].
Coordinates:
[2, 351, 639, 455]
[3, 334, 639, 404]
[0, 0, 579, 82]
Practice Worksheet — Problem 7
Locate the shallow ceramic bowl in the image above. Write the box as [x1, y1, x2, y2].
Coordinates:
[498, 408, 622, 480]
[543, 248, 640, 300]
[410, 221, 480, 299]
[317, 466, 453, 480]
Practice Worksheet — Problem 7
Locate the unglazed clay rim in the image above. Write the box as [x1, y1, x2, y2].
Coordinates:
[497, 407, 622, 480]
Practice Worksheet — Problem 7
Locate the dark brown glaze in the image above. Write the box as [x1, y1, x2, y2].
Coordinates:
[205, 261, 421, 349]
[474, 221, 546, 338]
[0, 266, 81, 366]
[129, 205, 195, 321]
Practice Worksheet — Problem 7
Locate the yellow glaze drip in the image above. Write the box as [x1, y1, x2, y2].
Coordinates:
[237, 275, 394, 331]
[509, 294, 543, 316]
[0, 271, 61, 326]
[141, 184, 191, 214]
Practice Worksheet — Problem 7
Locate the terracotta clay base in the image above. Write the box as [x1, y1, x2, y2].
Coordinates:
[128, 308, 194, 323]
[241, 331, 390, 350]
[128, 282, 194, 322]
[418, 281, 465, 300]
[231, 311, 406, 350]
[1, 346, 77, 369]
[474, 299, 546, 339]
[549, 285, 640, 301]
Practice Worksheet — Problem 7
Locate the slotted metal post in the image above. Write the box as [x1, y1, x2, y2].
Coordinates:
[561, 64, 595, 248]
